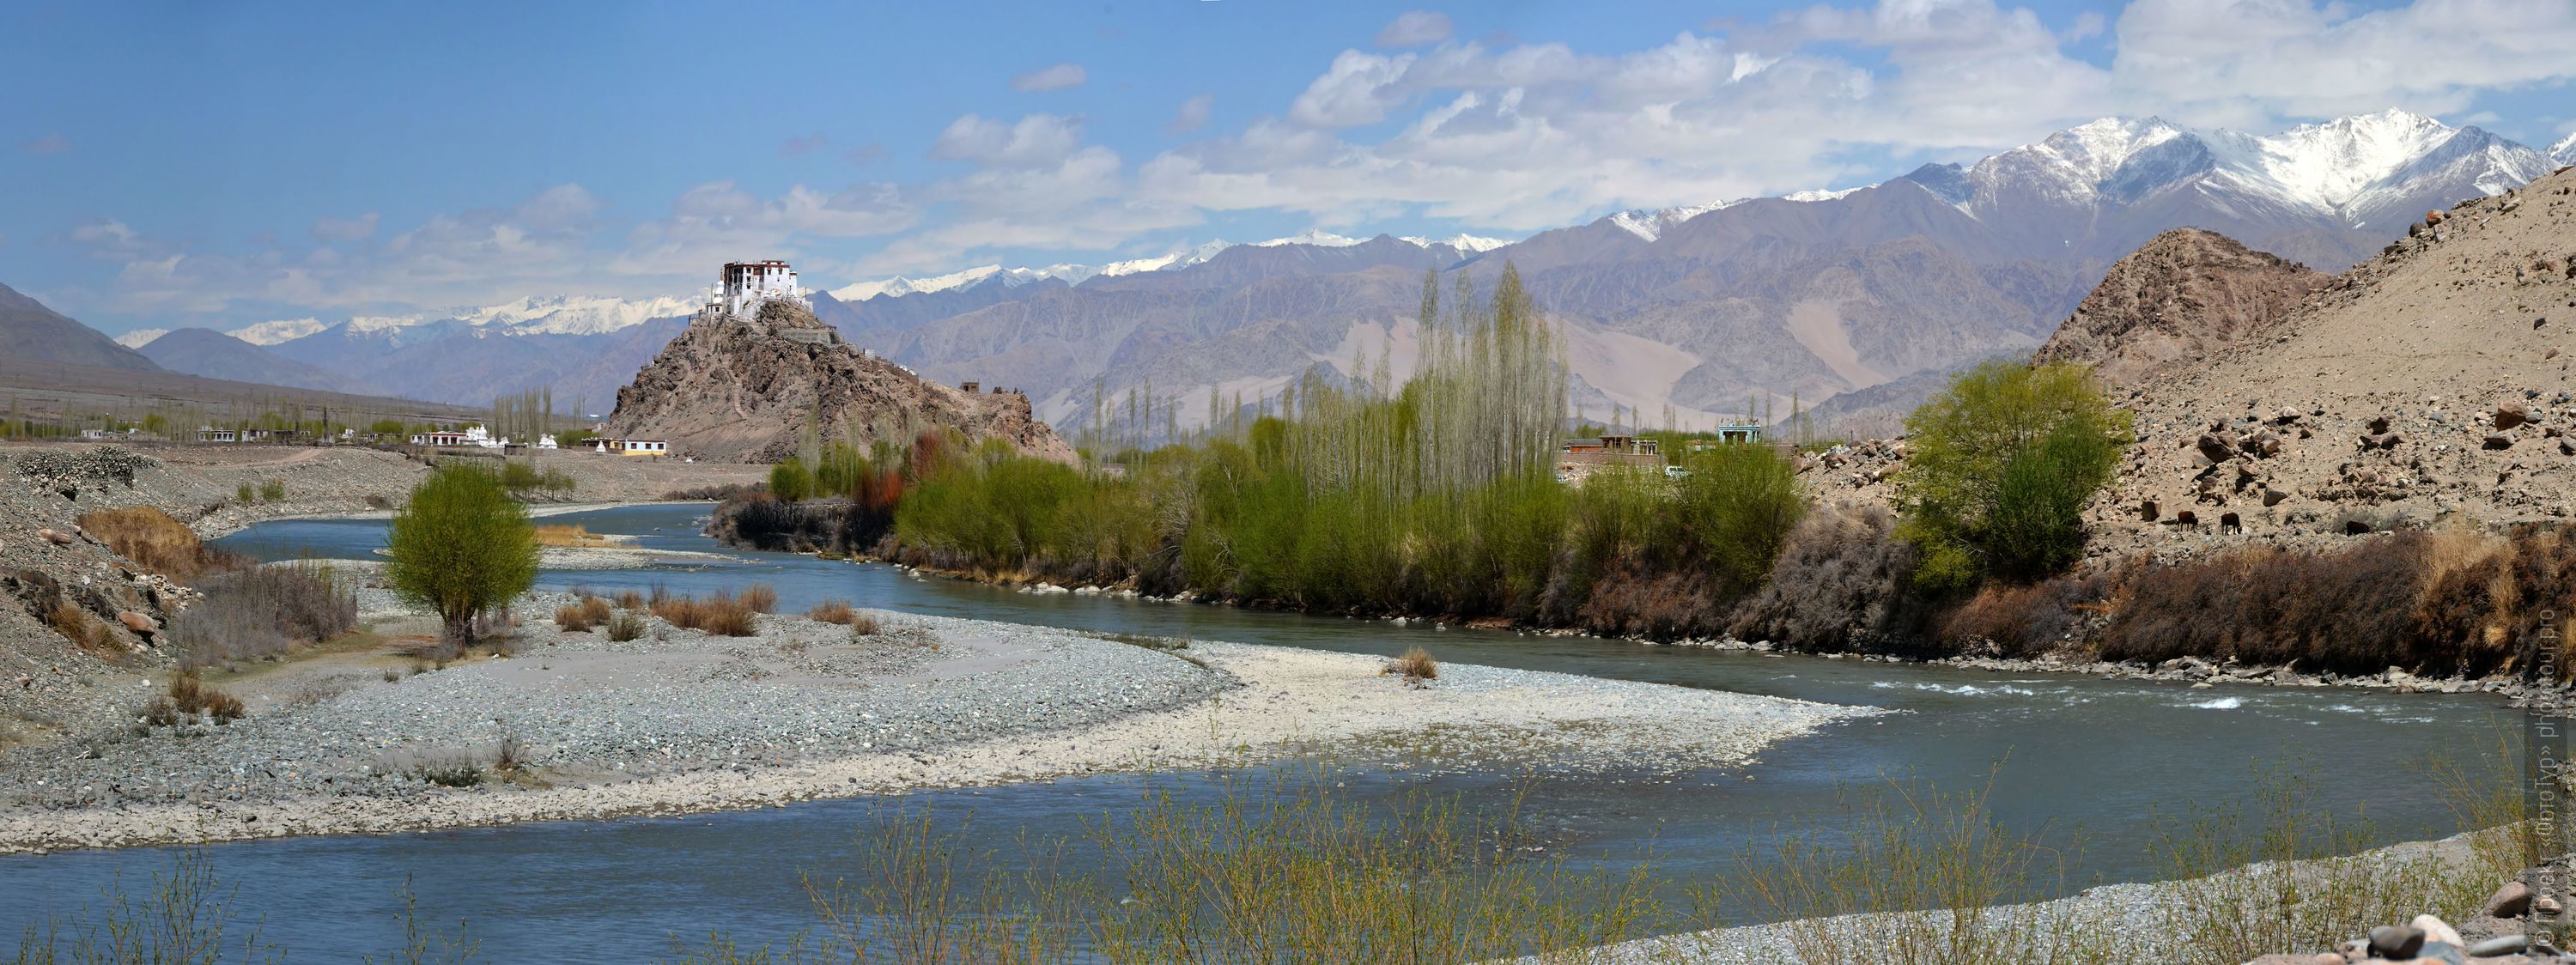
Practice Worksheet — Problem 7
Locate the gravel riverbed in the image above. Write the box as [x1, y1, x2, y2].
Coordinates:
[0, 591, 1866, 853]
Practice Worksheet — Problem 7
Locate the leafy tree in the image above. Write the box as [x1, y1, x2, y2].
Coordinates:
[1678, 442, 1807, 590]
[1895, 360, 2131, 591]
[769, 458, 815, 502]
[386, 464, 538, 644]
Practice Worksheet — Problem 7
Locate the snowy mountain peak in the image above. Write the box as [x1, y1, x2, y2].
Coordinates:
[228, 318, 330, 345]
[2552, 131, 2576, 166]
[2036, 116, 2190, 184]
[1608, 203, 1727, 241]
[113, 328, 169, 349]
[2236, 108, 2463, 209]
[1401, 233, 1512, 252]
[1255, 230, 1366, 247]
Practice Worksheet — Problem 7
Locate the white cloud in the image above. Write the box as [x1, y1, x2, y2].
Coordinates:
[1170, 93, 1215, 133]
[1376, 10, 1455, 47]
[2111, 0, 2576, 127]
[309, 212, 380, 242]
[1011, 63, 1088, 92]
[930, 113, 1085, 167]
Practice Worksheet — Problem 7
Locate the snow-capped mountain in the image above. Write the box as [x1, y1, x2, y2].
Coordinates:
[112, 327, 168, 349]
[2552, 131, 2576, 166]
[224, 295, 696, 345]
[829, 233, 1498, 302]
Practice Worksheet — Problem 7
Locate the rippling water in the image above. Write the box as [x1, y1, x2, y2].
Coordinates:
[0, 503, 2522, 962]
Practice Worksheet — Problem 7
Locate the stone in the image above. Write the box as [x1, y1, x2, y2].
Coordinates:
[2140, 500, 2160, 521]
[2368, 923, 2427, 958]
[116, 611, 156, 635]
[2426, 208, 2446, 225]
[2496, 402, 2532, 429]
[2485, 880, 2535, 919]
[2468, 933, 2530, 956]
[2198, 432, 2239, 464]
[2364, 431, 2405, 450]
[2412, 914, 2463, 947]
[2536, 894, 2564, 916]
[2263, 487, 2291, 507]
[2486, 432, 2517, 451]
[38, 528, 74, 545]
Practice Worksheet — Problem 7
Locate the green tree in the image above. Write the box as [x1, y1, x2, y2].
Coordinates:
[1895, 360, 2131, 591]
[769, 458, 815, 502]
[1678, 441, 1807, 590]
[386, 464, 538, 644]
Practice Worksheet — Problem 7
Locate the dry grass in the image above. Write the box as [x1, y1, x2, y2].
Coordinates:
[849, 612, 883, 636]
[614, 589, 644, 610]
[147, 671, 246, 725]
[741, 584, 779, 614]
[533, 524, 614, 549]
[652, 592, 759, 637]
[554, 597, 614, 632]
[605, 610, 647, 642]
[1382, 646, 1438, 682]
[76, 506, 238, 581]
[167, 562, 356, 670]
[807, 599, 859, 624]
[46, 601, 114, 656]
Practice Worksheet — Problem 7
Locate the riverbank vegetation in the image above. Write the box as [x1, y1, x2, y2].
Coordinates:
[385, 464, 539, 646]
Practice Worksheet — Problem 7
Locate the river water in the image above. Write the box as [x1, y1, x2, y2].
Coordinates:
[0, 504, 2522, 962]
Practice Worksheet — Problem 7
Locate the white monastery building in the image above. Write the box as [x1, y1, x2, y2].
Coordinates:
[697, 259, 811, 322]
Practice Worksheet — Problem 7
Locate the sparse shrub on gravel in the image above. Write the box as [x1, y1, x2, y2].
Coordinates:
[553, 603, 598, 633]
[605, 611, 647, 642]
[76, 506, 240, 580]
[652, 591, 758, 636]
[614, 588, 644, 610]
[740, 584, 778, 614]
[235, 482, 257, 503]
[848, 612, 883, 636]
[157, 671, 245, 724]
[364, 494, 393, 510]
[1383, 646, 1438, 682]
[807, 599, 858, 624]
[258, 479, 286, 502]
[168, 562, 355, 669]
[46, 601, 113, 655]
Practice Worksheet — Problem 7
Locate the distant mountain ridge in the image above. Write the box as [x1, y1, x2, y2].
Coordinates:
[118, 108, 2566, 432]
[136, 328, 374, 395]
[0, 282, 165, 373]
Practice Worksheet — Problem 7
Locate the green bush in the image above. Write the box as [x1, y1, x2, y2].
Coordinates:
[258, 479, 287, 502]
[386, 464, 538, 645]
[235, 482, 257, 503]
[769, 458, 815, 502]
[1895, 360, 2131, 592]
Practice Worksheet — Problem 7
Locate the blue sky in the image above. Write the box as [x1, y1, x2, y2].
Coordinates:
[5, 0, 2573, 337]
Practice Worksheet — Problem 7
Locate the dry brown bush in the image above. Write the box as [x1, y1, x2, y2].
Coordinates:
[168, 563, 355, 670]
[46, 602, 113, 656]
[533, 524, 612, 548]
[1727, 503, 1929, 653]
[76, 506, 239, 581]
[553, 604, 597, 632]
[652, 592, 758, 636]
[605, 610, 647, 642]
[613, 589, 644, 610]
[740, 584, 779, 614]
[806, 598, 858, 624]
[167, 671, 245, 723]
[1939, 569, 2118, 659]
[848, 612, 883, 636]
[1382, 646, 1438, 681]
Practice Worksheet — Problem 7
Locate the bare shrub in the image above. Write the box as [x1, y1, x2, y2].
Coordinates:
[613, 589, 644, 610]
[46, 601, 113, 656]
[76, 506, 240, 580]
[1728, 503, 1929, 653]
[2100, 534, 2433, 675]
[1382, 646, 1438, 682]
[364, 494, 393, 510]
[652, 592, 758, 636]
[533, 524, 611, 548]
[166, 671, 245, 724]
[552, 604, 597, 633]
[849, 612, 883, 636]
[1939, 569, 2118, 658]
[740, 584, 779, 614]
[605, 611, 647, 642]
[807, 599, 858, 624]
[167, 563, 356, 670]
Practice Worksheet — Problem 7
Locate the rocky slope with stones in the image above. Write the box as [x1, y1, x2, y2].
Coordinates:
[1801, 165, 2576, 566]
[2032, 228, 2330, 391]
[606, 300, 1075, 464]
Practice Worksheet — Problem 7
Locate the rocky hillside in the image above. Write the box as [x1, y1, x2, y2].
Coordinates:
[2081, 165, 2576, 560]
[605, 300, 1074, 464]
[2032, 228, 2330, 390]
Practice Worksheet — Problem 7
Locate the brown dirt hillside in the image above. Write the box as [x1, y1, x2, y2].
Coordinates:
[2032, 228, 2330, 390]
[606, 300, 1075, 464]
[2082, 165, 2576, 561]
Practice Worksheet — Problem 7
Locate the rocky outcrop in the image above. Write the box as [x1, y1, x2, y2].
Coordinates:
[2032, 228, 2328, 390]
[605, 300, 1073, 464]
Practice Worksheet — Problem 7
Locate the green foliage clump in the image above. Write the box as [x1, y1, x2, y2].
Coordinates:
[1895, 360, 2131, 591]
[386, 464, 538, 644]
[258, 479, 287, 502]
[496, 458, 576, 495]
[769, 458, 816, 502]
